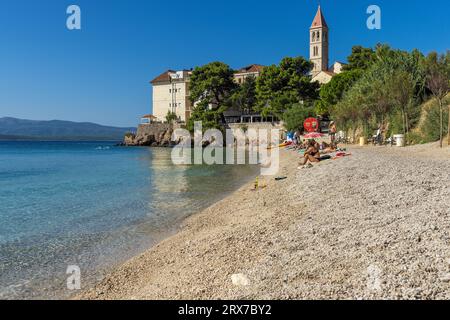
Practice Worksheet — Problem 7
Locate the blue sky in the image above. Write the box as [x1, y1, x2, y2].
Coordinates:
[0, 0, 448, 127]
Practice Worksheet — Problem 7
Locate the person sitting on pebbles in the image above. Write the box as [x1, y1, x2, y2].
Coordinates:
[299, 140, 321, 167]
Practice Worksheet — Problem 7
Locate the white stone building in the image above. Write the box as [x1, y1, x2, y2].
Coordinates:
[150, 70, 192, 123]
[150, 65, 265, 123]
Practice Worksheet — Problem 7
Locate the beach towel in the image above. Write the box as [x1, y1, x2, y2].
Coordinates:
[332, 152, 352, 160]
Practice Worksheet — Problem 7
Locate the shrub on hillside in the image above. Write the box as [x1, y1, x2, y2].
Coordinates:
[421, 101, 449, 143]
[411, 96, 450, 144]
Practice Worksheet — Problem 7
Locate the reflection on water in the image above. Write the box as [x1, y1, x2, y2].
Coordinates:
[0, 142, 258, 299]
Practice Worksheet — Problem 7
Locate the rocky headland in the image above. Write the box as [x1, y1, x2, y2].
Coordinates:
[122, 123, 179, 147]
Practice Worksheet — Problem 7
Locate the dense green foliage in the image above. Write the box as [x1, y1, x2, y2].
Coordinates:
[187, 62, 237, 131]
[422, 52, 450, 146]
[229, 76, 257, 114]
[186, 105, 225, 132]
[255, 57, 319, 117]
[282, 103, 315, 132]
[187, 57, 318, 131]
[165, 111, 178, 123]
[422, 100, 449, 143]
[315, 69, 363, 115]
[326, 44, 450, 145]
[189, 61, 237, 109]
[185, 47, 449, 145]
[344, 46, 376, 71]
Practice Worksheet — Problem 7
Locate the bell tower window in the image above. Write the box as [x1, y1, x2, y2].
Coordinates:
[313, 46, 319, 56]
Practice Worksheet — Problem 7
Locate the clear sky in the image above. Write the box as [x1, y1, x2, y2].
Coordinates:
[0, 0, 449, 127]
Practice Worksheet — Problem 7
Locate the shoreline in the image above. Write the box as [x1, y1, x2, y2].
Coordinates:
[78, 143, 450, 300]
[0, 142, 260, 300]
[76, 148, 294, 300]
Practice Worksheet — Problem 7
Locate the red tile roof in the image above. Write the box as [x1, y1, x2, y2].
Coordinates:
[310, 6, 328, 29]
[236, 64, 265, 74]
[150, 70, 176, 84]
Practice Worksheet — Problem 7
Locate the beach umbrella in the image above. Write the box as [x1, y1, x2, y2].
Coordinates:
[303, 132, 324, 139]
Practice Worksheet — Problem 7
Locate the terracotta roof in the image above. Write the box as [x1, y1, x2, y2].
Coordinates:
[150, 70, 176, 84]
[236, 64, 265, 74]
[310, 5, 328, 29]
[142, 114, 157, 119]
[312, 70, 335, 79]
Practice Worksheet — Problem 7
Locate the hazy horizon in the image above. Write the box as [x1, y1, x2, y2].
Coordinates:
[0, 116, 135, 128]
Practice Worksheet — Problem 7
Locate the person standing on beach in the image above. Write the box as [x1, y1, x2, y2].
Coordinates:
[329, 121, 337, 143]
[294, 129, 302, 145]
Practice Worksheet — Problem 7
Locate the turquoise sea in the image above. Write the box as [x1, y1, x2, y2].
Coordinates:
[0, 141, 258, 299]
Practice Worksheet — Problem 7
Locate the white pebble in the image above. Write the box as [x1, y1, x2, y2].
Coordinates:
[231, 273, 250, 286]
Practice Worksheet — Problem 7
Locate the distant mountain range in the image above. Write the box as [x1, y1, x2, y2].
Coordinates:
[0, 117, 136, 141]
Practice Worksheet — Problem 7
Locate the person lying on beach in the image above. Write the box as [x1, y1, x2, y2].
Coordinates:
[299, 140, 321, 166]
[322, 142, 338, 154]
[288, 139, 308, 151]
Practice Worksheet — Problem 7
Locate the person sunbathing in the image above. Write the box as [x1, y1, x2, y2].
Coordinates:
[322, 142, 338, 154]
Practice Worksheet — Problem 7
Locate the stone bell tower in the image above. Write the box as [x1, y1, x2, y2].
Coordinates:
[310, 5, 329, 76]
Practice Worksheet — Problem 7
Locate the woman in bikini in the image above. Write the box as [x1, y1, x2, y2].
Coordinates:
[299, 140, 321, 166]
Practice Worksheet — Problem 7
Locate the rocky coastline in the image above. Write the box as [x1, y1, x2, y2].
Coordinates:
[121, 123, 178, 147]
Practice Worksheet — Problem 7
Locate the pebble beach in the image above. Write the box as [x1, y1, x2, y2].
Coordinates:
[79, 142, 450, 300]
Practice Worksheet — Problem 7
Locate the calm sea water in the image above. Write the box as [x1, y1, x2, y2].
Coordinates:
[0, 141, 258, 299]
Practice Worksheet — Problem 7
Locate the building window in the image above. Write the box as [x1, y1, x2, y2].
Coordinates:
[313, 46, 319, 56]
[317, 31, 320, 41]
[312, 32, 316, 42]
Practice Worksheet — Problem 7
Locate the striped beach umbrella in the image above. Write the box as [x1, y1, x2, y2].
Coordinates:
[303, 132, 324, 139]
